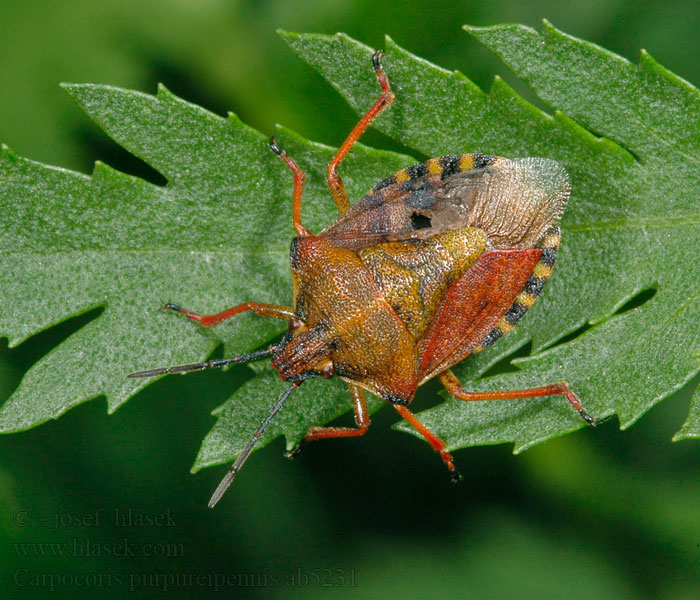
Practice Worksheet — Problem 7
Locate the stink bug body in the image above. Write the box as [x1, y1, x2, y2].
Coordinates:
[129, 50, 595, 507]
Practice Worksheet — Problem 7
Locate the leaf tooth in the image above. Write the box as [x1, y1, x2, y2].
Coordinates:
[639, 49, 700, 98]
[488, 75, 547, 123]
[155, 82, 175, 100]
[552, 111, 637, 166]
[539, 19, 631, 67]
[0, 142, 20, 163]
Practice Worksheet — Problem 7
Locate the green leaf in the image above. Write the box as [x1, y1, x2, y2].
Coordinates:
[2, 23, 699, 478]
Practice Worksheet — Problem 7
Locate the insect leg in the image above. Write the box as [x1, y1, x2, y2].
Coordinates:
[393, 403, 462, 481]
[163, 301, 294, 327]
[269, 137, 311, 236]
[286, 385, 371, 458]
[438, 368, 597, 425]
[326, 50, 395, 215]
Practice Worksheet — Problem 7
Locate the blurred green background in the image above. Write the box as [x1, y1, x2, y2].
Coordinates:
[2, 0, 700, 597]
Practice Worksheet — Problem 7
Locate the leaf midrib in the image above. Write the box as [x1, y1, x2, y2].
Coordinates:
[568, 213, 700, 232]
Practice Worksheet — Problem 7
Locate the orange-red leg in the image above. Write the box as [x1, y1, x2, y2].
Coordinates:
[269, 138, 311, 236]
[286, 385, 371, 457]
[327, 50, 395, 214]
[438, 368, 597, 425]
[163, 301, 294, 328]
[393, 403, 462, 481]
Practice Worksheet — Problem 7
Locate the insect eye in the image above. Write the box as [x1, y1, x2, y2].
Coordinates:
[289, 317, 306, 332]
[319, 360, 335, 379]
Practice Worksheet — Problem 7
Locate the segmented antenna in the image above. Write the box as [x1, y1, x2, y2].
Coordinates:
[127, 347, 276, 379]
[208, 381, 301, 508]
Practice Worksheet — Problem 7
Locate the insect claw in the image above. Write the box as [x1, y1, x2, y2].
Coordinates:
[449, 468, 463, 484]
[580, 410, 598, 427]
[269, 137, 283, 156]
[284, 444, 305, 460]
[371, 49, 384, 71]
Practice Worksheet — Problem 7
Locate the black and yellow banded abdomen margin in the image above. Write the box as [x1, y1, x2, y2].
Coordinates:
[369, 153, 495, 193]
[476, 226, 561, 351]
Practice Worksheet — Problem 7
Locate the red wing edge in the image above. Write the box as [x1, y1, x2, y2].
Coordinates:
[417, 248, 542, 383]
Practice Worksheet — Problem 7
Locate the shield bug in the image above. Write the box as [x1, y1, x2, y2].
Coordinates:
[129, 50, 596, 507]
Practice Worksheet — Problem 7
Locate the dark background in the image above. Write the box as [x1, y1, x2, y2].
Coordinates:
[2, 1, 700, 597]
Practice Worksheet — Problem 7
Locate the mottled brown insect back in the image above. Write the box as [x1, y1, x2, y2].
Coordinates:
[129, 50, 595, 508]
[356, 228, 487, 339]
[276, 235, 419, 401]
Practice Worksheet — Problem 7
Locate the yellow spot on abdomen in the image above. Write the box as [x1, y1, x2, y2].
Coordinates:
[395, 169, 410, 182]
[532, 262, 553, 279]
[541, 232, 561, 249]
[516, 291, 538, 308]
[495, 319, 515, 335]
[459, 155, 475, 171]
[427, 158, 443, 175]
